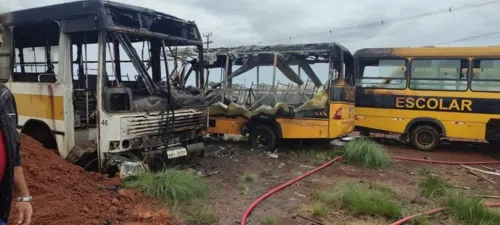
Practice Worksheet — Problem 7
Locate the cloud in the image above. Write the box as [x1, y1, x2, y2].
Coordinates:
[2, 0, 500, 85]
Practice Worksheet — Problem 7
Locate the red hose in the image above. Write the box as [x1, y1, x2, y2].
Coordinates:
[240, 155, 500, 225]
[390, 203, 500, 225]
[239, 156, 343, 225]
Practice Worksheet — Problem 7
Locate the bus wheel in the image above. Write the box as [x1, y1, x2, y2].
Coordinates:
[410, 125, 440, 151]
[250, 125, 277, 151]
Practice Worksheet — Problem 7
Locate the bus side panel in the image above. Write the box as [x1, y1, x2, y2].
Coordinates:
[329, 102, 355, 138]
[8, 82, 68, 156]
[277, 118, 329, 139]
[355, 107, 488, 140]
[207, 116, 247, 135]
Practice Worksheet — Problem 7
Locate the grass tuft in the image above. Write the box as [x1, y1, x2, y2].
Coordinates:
[342, 138, 391, 169]
[261, 215, 278, 225]
[312, 202, 328, 217]
[241, 173, 258, 183]
[317, 183, 403, 220]
[418, 176, 453, 198]
[407, 215, 430, 225]
[123, 169, 208, 202]
[446, 192, 500, 225]
[186, 205, 219, 225]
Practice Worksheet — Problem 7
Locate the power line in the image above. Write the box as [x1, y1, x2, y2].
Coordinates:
[257, 0, 500, 45]
[432, 31, 500, 46]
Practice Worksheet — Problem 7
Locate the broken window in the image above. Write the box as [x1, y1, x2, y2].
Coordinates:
[357, 59, 407, 89]
[12, 22, 60, 83]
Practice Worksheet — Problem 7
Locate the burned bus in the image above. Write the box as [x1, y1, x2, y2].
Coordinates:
[204, 43, 356, 150]
[0, 0, 207, 172]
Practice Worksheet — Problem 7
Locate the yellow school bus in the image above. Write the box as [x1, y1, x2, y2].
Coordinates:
[354, 46, 500, 150]
[206, 43, 356, 150]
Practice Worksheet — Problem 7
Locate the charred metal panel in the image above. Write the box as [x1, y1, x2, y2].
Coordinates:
[353, 48, 395, 59]
[0, 0, 203, 46]
[60, 16, 99, 33]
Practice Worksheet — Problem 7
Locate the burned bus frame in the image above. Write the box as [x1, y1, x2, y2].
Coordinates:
[0, 0, 205, 87]
[0, 0, 207, 171]
[204, 43, 354, 108]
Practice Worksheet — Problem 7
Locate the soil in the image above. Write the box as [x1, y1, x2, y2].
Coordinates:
[192, 139, 500, 225]
[7, 135, 176, 225]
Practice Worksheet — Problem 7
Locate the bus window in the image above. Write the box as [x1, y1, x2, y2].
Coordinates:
[410, 59, 468, 91]
[471, 59, 500, 92]
[12, 22, 60, 83]
[356, 59, 406, 89]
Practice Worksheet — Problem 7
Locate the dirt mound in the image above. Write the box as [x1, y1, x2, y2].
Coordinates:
[8, 135, 176, 225]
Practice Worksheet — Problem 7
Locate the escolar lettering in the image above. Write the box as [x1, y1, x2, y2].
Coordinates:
[395, 97, 472, 112]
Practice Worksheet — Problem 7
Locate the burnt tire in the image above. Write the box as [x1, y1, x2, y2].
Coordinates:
[249, 125, 277, 151]
[410, 125, 440, 151]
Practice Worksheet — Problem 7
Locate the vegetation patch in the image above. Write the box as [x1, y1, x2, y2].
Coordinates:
[123, 169, 208, 202]
[261, 215, 278, 225]
[186, 204, 219, 225]
[446, 193, 500, 225]
[407, 215, 430, 225]
[312, 202, 328, 217]
[317, 183, 403, 220]
[418, 176, 453, 198]
[342, 138, 391, 169]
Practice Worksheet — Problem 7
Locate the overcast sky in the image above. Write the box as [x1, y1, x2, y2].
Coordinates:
[2, 0, 500, 85]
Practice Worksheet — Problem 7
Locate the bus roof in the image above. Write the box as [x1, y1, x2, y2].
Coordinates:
[354, 46, 500, 58]
[210, 42, 352, 56]
[0, 0, 202, 46]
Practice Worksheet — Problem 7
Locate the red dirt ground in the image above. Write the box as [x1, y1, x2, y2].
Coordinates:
[7, 135, 176, 225]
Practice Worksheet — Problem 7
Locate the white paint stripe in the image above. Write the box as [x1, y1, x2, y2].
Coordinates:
[18, 115, 66, 133]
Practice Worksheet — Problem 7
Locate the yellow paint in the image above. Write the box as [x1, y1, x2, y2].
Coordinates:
[355, 107, 487, 140]
[277, 118, 329, 139]
[207, 102, 356, 140]
[13, 93, 64, 120]
[389, 46, 500, 57]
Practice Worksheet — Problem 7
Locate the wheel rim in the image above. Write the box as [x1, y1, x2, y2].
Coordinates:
[416, 131, 434, 148]
[256, 133, 270, 148]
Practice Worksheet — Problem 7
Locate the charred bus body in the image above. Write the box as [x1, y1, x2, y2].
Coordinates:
[0, 0, 207, 172]
[204, 43, 356, 150]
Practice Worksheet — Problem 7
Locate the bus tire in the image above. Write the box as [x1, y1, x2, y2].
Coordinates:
[249, 125, 277, 151]
[410, 125, 440, 151]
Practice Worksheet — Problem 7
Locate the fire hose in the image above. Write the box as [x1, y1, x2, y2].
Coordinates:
[240, 156, 500, 225]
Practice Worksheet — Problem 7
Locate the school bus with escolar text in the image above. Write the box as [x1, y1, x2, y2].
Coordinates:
[353, 46, 500, 151]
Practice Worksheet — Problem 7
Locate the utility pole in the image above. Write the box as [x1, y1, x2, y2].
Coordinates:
[203, 32, 213, 89]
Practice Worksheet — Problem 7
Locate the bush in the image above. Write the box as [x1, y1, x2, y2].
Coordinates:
[446, 192, 500, 224]
[186, 205, 219, 225]
[123, 169, 209, 202]
[317, 183, 403, 219]
[312, 202, 328, 217]
[418, 176, 453, 198]
[342, 138, 391, 168]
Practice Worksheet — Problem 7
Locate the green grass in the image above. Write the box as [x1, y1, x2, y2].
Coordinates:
[317, 183, 403, 220]
[186, 205, 219, 225]
[241, 173, 258, 182]
[342, 138, 391, 169]
[407, 215, 430, 225]
[123, 169, 209, 202]
[237, 173, 257, 195]
[446, 193, 500, 225]
[261, 215, 278, 225]
[312, 202, 328, 217]
[418, 176, 453, 198]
